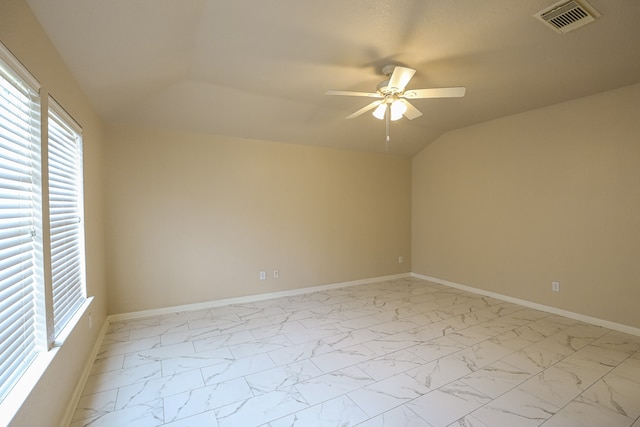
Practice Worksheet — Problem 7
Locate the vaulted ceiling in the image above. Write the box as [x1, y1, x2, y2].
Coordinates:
[26, 0, 640, 155]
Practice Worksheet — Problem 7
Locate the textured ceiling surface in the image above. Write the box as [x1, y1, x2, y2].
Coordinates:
[25, 0, 640, 155]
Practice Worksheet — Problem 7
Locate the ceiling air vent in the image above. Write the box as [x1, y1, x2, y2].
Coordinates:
[535, 0, 600, 34]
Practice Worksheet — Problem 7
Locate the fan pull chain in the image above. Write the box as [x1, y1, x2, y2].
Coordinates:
[385, 105, 390, 151]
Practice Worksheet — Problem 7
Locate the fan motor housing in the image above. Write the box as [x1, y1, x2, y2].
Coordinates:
[377, 79, 403, 95]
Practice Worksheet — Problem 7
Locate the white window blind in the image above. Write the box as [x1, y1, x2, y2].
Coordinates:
[0, 50, 42, 404]
[48, 100, 85, 338]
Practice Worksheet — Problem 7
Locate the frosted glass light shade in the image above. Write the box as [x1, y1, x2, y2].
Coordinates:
[390, 100, 407, 121]
[372, 103, 387, 120]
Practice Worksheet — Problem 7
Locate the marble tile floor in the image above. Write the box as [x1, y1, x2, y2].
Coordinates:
[70, 277, 640, 427]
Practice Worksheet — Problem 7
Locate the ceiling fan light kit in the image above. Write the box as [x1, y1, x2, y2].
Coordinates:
[389, 99, 407, 121]
[372, 103, 387, 120]
[326, 65, 466, 146]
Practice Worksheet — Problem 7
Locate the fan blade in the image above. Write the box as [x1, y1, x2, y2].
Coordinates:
[402, 87, 466, 99]
[326, 90, 382, 98]
[399, 99, 423, 120]
[345, 100, 383, 119]
[387, 66, 416, 92]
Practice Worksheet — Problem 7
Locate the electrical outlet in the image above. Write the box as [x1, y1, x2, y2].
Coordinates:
[259, 271, 266, 280]
[552, 281, 560, 292]
[273, 270, 279, 279]
[398, 256, 404, 264]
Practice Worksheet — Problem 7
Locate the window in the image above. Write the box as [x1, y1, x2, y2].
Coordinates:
[48, 99, 85, 338]
[0, 43, 43, 405]
[0, 42, 86, 407]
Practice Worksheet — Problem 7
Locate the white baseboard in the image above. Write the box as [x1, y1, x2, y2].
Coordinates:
[58, 318, 110, 427]
[108, 273, 412, 322]
[412, 273, 640, 337]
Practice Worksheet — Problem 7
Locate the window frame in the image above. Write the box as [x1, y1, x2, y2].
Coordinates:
[0, 39, 46, 407]
[47, 97, 86, 341]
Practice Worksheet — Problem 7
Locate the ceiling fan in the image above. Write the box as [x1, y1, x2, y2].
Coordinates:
[326, 64, 465, 146]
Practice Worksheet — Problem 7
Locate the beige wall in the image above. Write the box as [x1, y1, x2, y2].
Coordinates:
[412, 83, 640, 329]
[105, 124, 412, 314]
[0, 1, 107, 426]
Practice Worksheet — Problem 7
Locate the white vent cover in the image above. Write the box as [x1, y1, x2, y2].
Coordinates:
[535, 0, 600, 33]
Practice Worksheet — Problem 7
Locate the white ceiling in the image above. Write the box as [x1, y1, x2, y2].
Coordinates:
[26, 0, 640, 155]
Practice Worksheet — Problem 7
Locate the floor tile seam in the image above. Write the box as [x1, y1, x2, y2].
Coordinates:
[547, 384, 606, 421]
[83, 367, 165, 396]
[127, 350, 191, 371]
[367, 294, 438, 307]
[307, 352, 380, 376]
[457, 357, 537, 404]
[289, 378, 375, 421]
[184, 321, 240, 334]
[103, 387, 127, 424]
[163, 409, 218, 427]
[545, 333, 601, 353]
[258, 406, 300, 427]
[347, 393, 425, 425]
[470, 399, 557, 427]
[549, 357, 615, 387]
[162, 377, 252, 423]
[97, 347, 163, 362]
[97, 338, 161, 356]
[72, 389, 117, 425]
[140, 348, 228, 370]
[397, 404, 436, 427]
[201, 360, 278, 388]
[503, 327, 578, 358]
[450, 348, 516, 373]
[409, 361, 478, 395]
[331, 393, 371, 424]
[443, 330, 496, 347]
[513, 349, 572, 375]
[610, 353, 640, 385]
[552, 336, 631, 369]
[241, 359, 326, 395]
[357, 352, 430, 379]
[103, 329, 132, 342]
[446, 317, 511, 336]
[401, 379, 492, 427]
[455, 308, 534, 329]
[519, 364, 599, 413]
[589, 340, 640, 357]
[113, 369, 202, 411]
[72, 407, 114, 427]
[457, 379, 561, 426]
[219, 388, 312, 426]
[596, 370, 640, 394]
[196, 365, 208, 394]
[457, 374, 522, 407]
[547, 375, 638, 425]
[509, 347, 622, 415]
